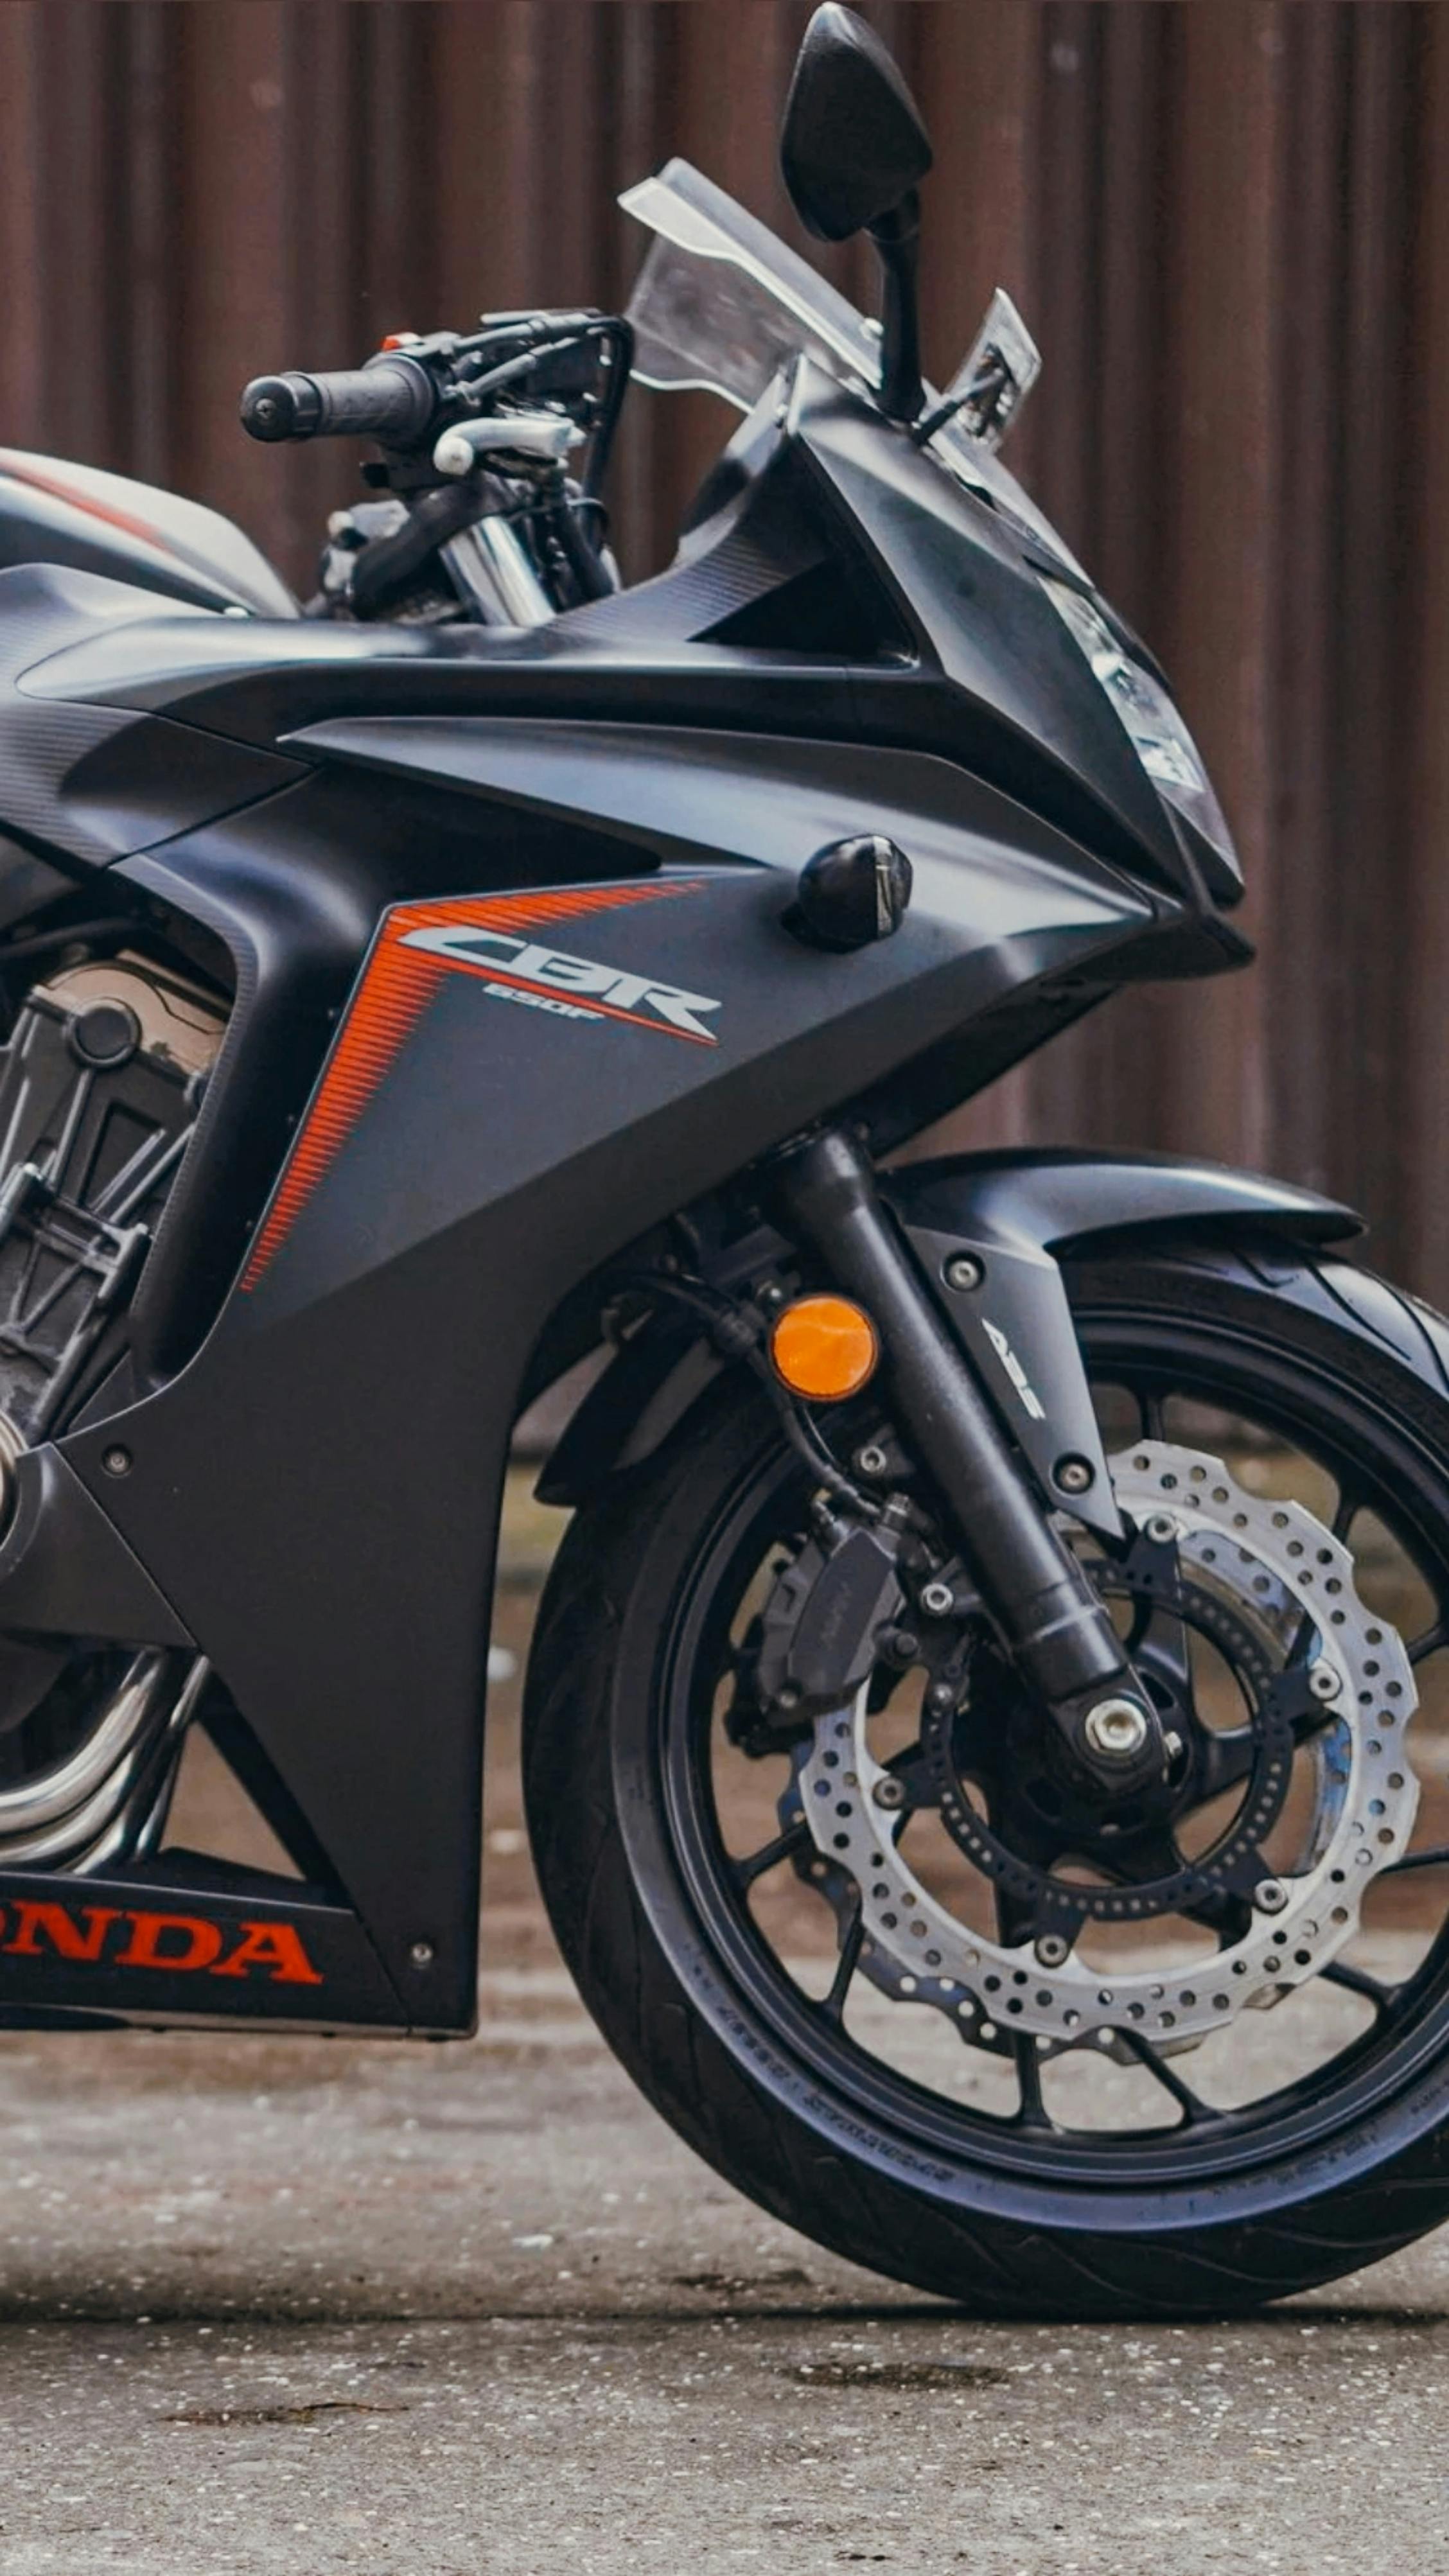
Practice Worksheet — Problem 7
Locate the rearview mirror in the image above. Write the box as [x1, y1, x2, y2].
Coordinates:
[780, 6, 932, 424]
[779, 4, 932, 245]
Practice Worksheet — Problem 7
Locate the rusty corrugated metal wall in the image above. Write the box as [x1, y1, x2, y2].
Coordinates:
[0, 3, 1446, 1288]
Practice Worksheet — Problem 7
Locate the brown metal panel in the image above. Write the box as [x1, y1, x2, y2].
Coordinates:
[33, 4, 132, 468]
[0, 8, 44, 444]
[1031, 3, 1101, 550]
[910, 1, 1042, 435]
[1254, 3, 1348, 1214]
[1121, 1, 1285, 1170]
[1010, 3, 1109, 1152]
[1024, 3, 1172, 1155]
[275, 3, 368, 589]
[353, 0, 435, 392]
[170, 3, 294, 565]
[598, 4, 674, 579]
[1331, 4, 1419, 1268]
[1399, 1, 1449, 1299]
[116, 5, 185, 492]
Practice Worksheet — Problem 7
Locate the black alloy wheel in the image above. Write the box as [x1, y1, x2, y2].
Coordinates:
[525, 1243, 1449, 2315]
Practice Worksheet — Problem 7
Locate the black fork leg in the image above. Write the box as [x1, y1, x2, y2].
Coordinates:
[771, 1126, 1163, 1791]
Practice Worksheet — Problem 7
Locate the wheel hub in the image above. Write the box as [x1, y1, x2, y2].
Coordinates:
[795, 1441, 1420, 2051]
[922, 1565, 1297, 1923]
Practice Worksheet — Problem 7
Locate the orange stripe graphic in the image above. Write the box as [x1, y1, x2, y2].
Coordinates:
[240, 879, 701, 1293]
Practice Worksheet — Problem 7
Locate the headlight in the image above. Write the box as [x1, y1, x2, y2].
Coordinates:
[1039, 574, 1238, 880]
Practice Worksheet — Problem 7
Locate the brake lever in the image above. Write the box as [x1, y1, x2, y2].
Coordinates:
[433, 416, 584, 477]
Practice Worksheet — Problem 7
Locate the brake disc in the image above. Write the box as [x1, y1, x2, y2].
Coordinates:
[795, 1441, 1419, 2051]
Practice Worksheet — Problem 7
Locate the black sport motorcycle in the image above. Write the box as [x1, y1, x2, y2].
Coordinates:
[0, 5, 1443, 2318]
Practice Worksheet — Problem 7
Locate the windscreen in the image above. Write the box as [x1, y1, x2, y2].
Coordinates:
[620, 159, 881, 409]
[620, 159, 1084, 572]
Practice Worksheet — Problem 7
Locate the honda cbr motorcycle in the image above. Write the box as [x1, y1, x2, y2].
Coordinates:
[0, 4, 1444, 2318]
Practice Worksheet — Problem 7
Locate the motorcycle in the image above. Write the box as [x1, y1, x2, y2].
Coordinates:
[0, 1, 1442, 2318]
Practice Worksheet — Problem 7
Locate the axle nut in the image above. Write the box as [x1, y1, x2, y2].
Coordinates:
[1082, 1697, 1151, 1762]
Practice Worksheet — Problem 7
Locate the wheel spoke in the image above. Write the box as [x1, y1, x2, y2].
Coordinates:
[1199, 1649, 1337, 1799]
[1012, 2033, 1053, 2130]
[1098, 1832, 1253, 1952]
[1212, 1893, 1256, 1950]
[1116, 1516, 1195, 1715]
[1134, 1602, 1194, 1707]
[1282, 1573, 1326, 1665]
[1410, 1622, 1447, 1669]
[1103, 1827, 1186, 1889]
[1195, 1722, 1256, 1799]
[1124, 1591, 1155, 1657]
[1137, 1389, 1168, 1441]
[1119, 2029, 1208, 2126]
[1331, 1482, 1366, 1544]
[1380, 1843, 1449, 1877]
[820, 1906, 864, 2024]
[1321, 1958, 1396, 2015]
[732, 1819, 809, 1891]
[995, 1884, 1042, 1949]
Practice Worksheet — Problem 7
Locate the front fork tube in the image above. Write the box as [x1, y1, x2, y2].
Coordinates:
[771, 1128, 1163, 1792]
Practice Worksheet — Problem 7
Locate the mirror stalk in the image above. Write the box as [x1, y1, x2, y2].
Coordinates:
[869, 193, 924, 425]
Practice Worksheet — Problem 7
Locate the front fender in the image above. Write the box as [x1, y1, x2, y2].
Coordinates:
[881, 1150, 1358, 1537]
[540, 1150, 1360, 1524]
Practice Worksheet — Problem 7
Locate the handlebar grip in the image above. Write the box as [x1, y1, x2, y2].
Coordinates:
[239, 356, 437, 445]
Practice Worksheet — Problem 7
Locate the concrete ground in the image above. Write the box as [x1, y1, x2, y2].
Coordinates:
[1, 1487, 1448, 2573]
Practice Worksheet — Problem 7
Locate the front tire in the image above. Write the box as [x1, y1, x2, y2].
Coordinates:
[524, 1241, 1449, 2315]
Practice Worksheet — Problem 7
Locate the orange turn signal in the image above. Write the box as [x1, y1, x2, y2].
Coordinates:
[769, 1293, 880, 1403]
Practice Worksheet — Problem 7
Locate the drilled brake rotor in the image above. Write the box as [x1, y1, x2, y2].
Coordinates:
[794, 1441, 1419, 2051]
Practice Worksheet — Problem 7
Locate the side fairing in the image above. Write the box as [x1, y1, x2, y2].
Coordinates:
[51, 796, 1151, 2028]
[0, 565, 304, 871]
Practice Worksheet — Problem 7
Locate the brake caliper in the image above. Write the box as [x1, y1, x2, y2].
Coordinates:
[730, 1501, 914, 1755]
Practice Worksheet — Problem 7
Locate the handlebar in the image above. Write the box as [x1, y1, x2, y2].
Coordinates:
[239, 356, 437, 445]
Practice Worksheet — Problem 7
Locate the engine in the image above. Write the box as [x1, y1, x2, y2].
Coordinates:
[0, 944, 229, 1869]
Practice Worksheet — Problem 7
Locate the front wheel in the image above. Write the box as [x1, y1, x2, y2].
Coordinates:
[524, 1241, 1449, 2315]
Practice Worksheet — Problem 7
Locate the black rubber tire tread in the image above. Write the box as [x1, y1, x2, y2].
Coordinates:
[523, 1240, 1449, 2318]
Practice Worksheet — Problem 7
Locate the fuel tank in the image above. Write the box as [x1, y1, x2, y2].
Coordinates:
[0, 448, 297, 619]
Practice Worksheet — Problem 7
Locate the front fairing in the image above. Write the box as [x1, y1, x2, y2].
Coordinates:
[624, 163, 1241, 910]
[746, 364, 1231, 910]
